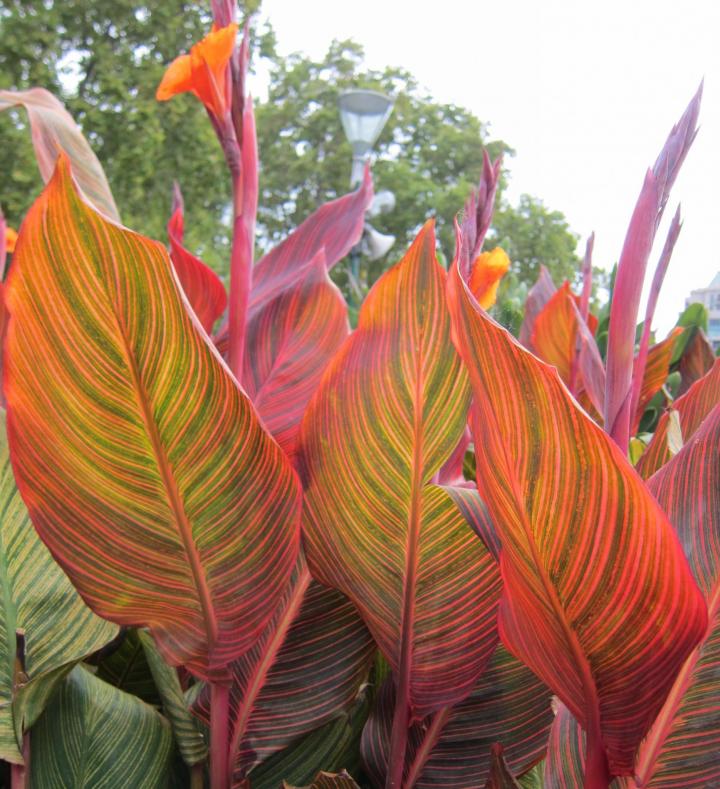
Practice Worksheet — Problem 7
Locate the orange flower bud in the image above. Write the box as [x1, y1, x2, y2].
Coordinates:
[468, 247, 510, 309]
[4, 226, 17, 254]
[156, 24, 238, 118]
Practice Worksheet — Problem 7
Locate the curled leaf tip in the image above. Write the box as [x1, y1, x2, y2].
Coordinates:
[156, 23, 238, 117]
[468, 246, 510, 309]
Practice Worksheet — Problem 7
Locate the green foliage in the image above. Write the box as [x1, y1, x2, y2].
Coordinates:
[491, 194, 580, 285]
[255, 38, 510, 264]
[0, 0, 234, 270]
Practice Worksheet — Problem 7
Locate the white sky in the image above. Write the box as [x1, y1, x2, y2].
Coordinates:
[257, 0, 720, 333]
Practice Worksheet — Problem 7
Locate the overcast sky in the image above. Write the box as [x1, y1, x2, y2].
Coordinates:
[256, 0, 720, 333]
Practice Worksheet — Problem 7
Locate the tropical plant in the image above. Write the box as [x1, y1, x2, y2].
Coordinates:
[0, 2, 717, 788]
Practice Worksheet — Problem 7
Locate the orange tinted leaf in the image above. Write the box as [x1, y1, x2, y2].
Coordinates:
[637, 358, 720, 478]
[448, 257, 707, 780]
[631, 329, 681, 434]
[4, 157, 301, 680]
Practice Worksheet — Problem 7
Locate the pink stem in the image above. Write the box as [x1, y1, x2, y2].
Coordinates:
[210, 682, 231, 789]
[583, 725, 611, 789]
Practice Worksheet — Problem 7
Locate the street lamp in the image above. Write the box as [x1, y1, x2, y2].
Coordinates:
[338, 89, 394, 186]
[338, 90, 395, 298]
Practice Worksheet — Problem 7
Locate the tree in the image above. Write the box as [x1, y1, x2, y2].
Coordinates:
[0, 0, 266, 272]
[491, 194, 580, 285]
[0, 2, 581, 295]
[255, 39, 511, 266]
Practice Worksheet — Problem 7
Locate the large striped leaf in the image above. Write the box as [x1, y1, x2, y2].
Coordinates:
[631, 403, 720, 786]
[0, 414, 117, 764]
[193, 556, 375, 784]
[637, 358, 720, 478]
[301, 223, 503, 784]
[447, 258, 707, 784]
[361, 645, 553, 788]
[30, 664, 173, 788]
[4, 156, 301, 680]
[0, 88, 119, 221]
[545, 403, 720, 787]
[242, 250, 349, 460]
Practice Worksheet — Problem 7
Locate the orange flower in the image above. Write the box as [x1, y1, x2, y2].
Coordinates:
[156, 23, 238, 117]
[468, 247, 510, 309]
[4, 226, 17, 254]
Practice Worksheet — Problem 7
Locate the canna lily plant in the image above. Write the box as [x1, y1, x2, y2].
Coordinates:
[0, 2, 718, 788]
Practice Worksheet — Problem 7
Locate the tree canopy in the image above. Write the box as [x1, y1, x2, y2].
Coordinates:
[0, 0, 580, 297]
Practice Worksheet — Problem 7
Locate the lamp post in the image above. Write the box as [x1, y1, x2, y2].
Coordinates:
[338, 89, 394, 186]
[338, 90, 394, 296]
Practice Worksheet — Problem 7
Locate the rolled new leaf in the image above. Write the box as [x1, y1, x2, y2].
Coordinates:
[138, 630, 207, 766]
[301, 222, 502, 785]
[4, 155, 301, 680]
[447, 257, 707, 785]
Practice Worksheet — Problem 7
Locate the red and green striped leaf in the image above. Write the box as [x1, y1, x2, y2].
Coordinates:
[242, 249, 349, 461]
[300, 223, 502, 779]
[167, 191, 227, 334]
[637, 358, 720, 478]
[630, 402, 720, 786]
[0, 88, 119, 221]
[361, 645, 553, 788]
[194, 556, 374, 784]
[447, 257, 707, 783]
[4, 156, 301, 680]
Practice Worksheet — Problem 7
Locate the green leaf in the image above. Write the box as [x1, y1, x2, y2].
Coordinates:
[138, 630, 207, 767]
[30, 664, 173, 788]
